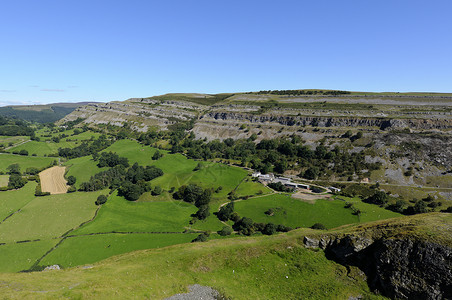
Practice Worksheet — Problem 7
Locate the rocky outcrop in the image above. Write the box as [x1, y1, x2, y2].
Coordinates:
[202, 112, 452, 130]
[304, 235, 452, 299]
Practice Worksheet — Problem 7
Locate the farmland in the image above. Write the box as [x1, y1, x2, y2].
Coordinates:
[39, 166, 68, 194]
[0, 154, 55, 173]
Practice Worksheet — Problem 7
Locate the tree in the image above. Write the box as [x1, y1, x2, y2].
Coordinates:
[19, 149, 28, 156]
[232, 217, 255, 236]
[195, 205, 210, 220]
[95, 195, 108, 205]
[7, 163, 20, 175]
[303, 167, 320, 180]
[217, 202, 234, 221]
[365, 191, 389, 206]
[67, 175, 76, 186]
[262, 223, 276, 235]
[152, 150, 163, 160]
[152, 185, 162, 196]
[191, 232, 209, 243]
[413, 199, 428, 214]
[311, 223, 327, 230]
[8, 174, 27, 189]
[217, 226, 233, 236]
[25, 167, 40, 175]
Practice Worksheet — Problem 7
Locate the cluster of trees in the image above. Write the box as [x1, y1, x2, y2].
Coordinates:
[173, 184, 212, 220]
[58, 135, 113, 159]
[252, 90, 351, 96]
[79, 161, 164, 201]
[166, 135, 380, 180]
[267, 182, 293, 192]
[96, 152, 129, 168]
[0, 116, 35, 137]
[216, 201, 292, 236]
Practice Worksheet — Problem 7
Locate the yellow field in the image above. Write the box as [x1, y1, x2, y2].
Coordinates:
[39, 166, 68, 194]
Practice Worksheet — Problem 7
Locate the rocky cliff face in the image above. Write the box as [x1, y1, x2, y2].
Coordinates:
[304, 235, 452, 299]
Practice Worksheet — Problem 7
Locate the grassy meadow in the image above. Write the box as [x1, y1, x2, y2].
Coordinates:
[0, 190, 103, 242]
[0, 154, 55, 173]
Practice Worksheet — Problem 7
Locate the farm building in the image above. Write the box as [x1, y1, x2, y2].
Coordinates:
[258, 173, 275, 183]
[297, 184, 310, 190]
[329, 187, 341, 193]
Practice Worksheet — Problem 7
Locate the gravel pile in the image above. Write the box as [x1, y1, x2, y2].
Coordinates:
[165, 284, 220, 300]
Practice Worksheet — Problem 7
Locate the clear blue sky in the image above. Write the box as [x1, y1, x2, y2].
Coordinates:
[1, 0, 451, 105]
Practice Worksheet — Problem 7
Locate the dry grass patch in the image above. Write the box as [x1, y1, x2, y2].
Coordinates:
[39, 166, 68, 194]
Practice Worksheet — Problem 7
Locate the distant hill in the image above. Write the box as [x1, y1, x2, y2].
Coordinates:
[0, 102, 99, 123]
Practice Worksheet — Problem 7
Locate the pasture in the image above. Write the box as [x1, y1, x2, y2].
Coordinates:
[72, 192, 197, 235]
[39, 166, 68, 194]
[0, 239, 59, 273]
[0, 182, 36, 221]
[0, 154, 55, 173]
[39, 233, 197, 268]
[0, 190, 103, 242]
[234, 194, 359, 229]
[0, 135, 29, 147]
[64, 156, 106, 188]
[9, 140, 74, 156]
[0, 175, 8, 187]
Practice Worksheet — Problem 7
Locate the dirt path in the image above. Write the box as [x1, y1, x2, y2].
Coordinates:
[39, 166, 68, 194]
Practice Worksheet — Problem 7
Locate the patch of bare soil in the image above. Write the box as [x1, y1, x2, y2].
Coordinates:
[291, 192, 331, 202]
[39, 166, 68, 194]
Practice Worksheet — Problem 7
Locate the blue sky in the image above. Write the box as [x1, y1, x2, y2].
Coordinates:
[0, 0, 451, 105]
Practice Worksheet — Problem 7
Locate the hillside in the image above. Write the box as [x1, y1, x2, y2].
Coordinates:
[0, 213, 449, 299]
[59, 91, 452, 193]
[0, 102, 99, 123]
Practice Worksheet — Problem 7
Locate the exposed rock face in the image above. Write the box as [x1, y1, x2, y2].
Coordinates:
[304, 236, 452, 299]
[201, 112, 452, 130]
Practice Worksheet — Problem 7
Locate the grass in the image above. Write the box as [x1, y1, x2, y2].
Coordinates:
[333, 195, 402, 223]
[103, 139, 248, 198]
[72, 192, 197, 235]
[0, 226, 388, 299]
[0, 239, 58, 272]
[0, 135, 29, 147]
[234, 194, 360, 229]
[9, 140, 75, 156]
[0, 175, 8, 187]
[235, 178, 272, 197]
[0, 182, 37, 221]
[0, 190, 103, 243]
[39, 233, 198, 268]
[0, 154, 55, 173]
[64, 156, 106, 188]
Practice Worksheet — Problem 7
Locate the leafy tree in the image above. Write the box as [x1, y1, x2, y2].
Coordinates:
[25, 167, 40, 175]
[95, 194, 108, 205]
[7, 163, 20, 175]
[311, 223, 327, 230]
[8, 174, 27, 189]
[195, 204, 210, 220]
[232, 217, 255, 236]
[217, 226, 233, 236]
[67, 175, 76, 186]
[303, 167, 320, 180]
[152, 185, 162, 196]
[191, 232, 209, 243]
[19, 149, 28, 156]
[262, 223, 276, 235]
[217, 202, 234, 221]
[152, 150, 163, 160]
[365, 191, 389, 206]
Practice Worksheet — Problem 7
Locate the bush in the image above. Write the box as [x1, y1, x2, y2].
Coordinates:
[217, 226, 233, 236]
[191, 232, 209, 243]
[262, 223, 276, 235]
[19, 149, 29, 156]
[67, 175, 76, 186]
[311, 223, 327, 230]
[95, 194, 108, 205]
[8, 174, 27, 189]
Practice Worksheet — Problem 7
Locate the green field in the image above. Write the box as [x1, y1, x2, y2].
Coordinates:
[333, 195, 402, 223]
[0, 154, 55, 173]
[40, 233, 197, 268]
[0, 135, 29, 147]
[0, 175, 8, 187]
[72, 192, 197, 235]
[234, 193, 400, 229]
[103, 140, 248, 198]
[0, 190, 103, 242]
[64, 156, 106, 188]
[0, 182, 36, 221]
[9, 140, 74, 156]
[235, 178, 272, 197]
[0, 239, 59, 273]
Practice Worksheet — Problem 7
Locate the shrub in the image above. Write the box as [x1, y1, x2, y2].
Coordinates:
[95, 195, 108, 205]
[67, 185, 76, 193]
[67, 175, 76, 186]
[311, 223, 327, 230]
[191, 232, 209, 243]
[217, 226, 233, 236]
